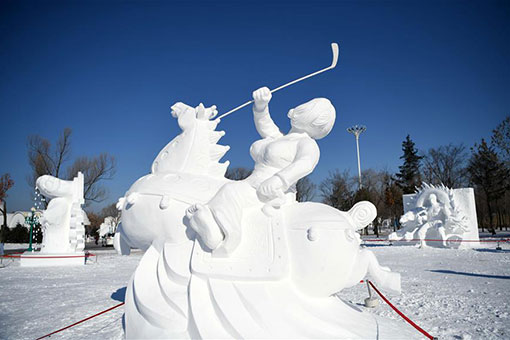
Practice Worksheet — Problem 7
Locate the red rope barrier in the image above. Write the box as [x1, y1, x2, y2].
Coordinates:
[364, 238, 509, 243]
[1, 253, 96, 259]
[36, 302, 125, 340]
[367, 280, 435, 340]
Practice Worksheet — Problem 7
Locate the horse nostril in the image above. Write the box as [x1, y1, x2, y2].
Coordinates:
[307, 227, 319, 241]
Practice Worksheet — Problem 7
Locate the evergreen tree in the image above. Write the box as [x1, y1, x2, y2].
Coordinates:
[395, 135, 423, 194]
[467, 139, 510, 234]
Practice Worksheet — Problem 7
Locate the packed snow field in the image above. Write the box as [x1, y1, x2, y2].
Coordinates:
[1, 238, 509, 340]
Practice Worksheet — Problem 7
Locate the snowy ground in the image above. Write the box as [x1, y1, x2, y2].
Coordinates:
[0, 238, 509, 340]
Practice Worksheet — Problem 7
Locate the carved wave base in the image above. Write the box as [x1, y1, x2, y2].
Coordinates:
[19, 251, 86, 267]
[124, 242, 419, 339]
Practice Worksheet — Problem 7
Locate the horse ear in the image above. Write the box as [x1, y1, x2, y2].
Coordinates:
[196, 103, 207, 119]
[347, 201, 377, 230]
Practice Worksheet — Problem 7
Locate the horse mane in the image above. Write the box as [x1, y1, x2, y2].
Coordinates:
[151, 103, 230, 178]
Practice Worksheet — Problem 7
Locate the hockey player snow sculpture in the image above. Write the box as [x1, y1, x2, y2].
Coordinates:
[21, 172, 86, 266]
[118, 86, 419, 339]
[389, 183, 480, 248]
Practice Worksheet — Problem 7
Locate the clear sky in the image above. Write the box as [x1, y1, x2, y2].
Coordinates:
[1, 0, 509, 212]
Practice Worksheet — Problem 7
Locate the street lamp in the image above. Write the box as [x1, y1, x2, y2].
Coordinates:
[25, 207, 39, 252]
[347, 125, 366, 190]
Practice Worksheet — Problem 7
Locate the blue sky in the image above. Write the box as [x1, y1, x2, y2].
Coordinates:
[1, 0, 509, 212]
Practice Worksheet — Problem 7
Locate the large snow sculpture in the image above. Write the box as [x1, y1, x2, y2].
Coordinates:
[21, 173, 86, 266]
[119, 88, 418, 338]
[389, 183, 480, 248]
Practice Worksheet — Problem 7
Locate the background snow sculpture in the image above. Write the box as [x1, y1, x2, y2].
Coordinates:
[119, 96, 418, 339]
[36, 172, 86, 253]
[20, 172, 86, 266]
[389, 183, 479, 248]
[99, 216, 118, 246]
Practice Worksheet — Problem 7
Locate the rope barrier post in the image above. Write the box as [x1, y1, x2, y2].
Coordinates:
[496, 241, 502, 250]
[364, 280, 379, 308]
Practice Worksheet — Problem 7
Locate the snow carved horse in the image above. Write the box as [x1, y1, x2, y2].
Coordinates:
[115, 102, 229, 252]
[117, 101, 409, 339]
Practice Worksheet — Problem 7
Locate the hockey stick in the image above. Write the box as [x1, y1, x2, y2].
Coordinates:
[217, 43, 339, 120]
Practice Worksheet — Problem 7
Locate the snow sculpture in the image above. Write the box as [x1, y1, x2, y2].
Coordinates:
[100, 216, 117, 238]
[21, 173, 86, 266]
[120, 88, 417, 338]
[389, 183, 480, 248]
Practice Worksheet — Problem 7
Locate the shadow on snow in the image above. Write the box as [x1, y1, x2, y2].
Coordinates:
[429, 269, 510, 280]
[474, 248, 510, 254]
[111, 287, 127, 302]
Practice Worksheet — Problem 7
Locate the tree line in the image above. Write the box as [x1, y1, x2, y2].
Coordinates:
[230, 116, 510, 235]
[1, 117, 508, 242]
[320, 117, 510, 235]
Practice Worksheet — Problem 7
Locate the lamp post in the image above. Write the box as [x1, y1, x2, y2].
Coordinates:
[25, 207, 39, 252]
[347, 125, 366, 190]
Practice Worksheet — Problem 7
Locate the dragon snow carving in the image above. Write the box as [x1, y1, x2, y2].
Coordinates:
[389, 183, 471, 248]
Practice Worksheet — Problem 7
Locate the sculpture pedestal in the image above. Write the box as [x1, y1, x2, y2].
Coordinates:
[19, 251, 86, 267]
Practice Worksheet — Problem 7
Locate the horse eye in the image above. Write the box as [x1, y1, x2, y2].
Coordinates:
[307, 228, 318, 241]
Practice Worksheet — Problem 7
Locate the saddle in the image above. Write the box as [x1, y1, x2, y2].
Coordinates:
[191, 203, 290, 281]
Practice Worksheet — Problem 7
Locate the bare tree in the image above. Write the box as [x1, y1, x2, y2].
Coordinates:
[422, 144, 468, 188]
[27, 128, 72, 188]
[99, 202, 122, 232]
[360, 169, 387, 208]
[0, 173, 15, 243]
[382, 172, 403, 230]
[67, 154, 116, 203]
[320, 170, 354, 211]
[85, 211, 102, 239]
[225, 167, 252, 181]
[492, 116, 510, 163]
[27, 128, 116, 206]
[296, 176, 316, 202]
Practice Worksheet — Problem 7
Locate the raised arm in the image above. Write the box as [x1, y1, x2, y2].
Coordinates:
[252, 87, 283, 139]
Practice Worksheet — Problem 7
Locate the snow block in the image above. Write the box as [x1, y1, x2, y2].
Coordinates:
[19, 251, 86, 267]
